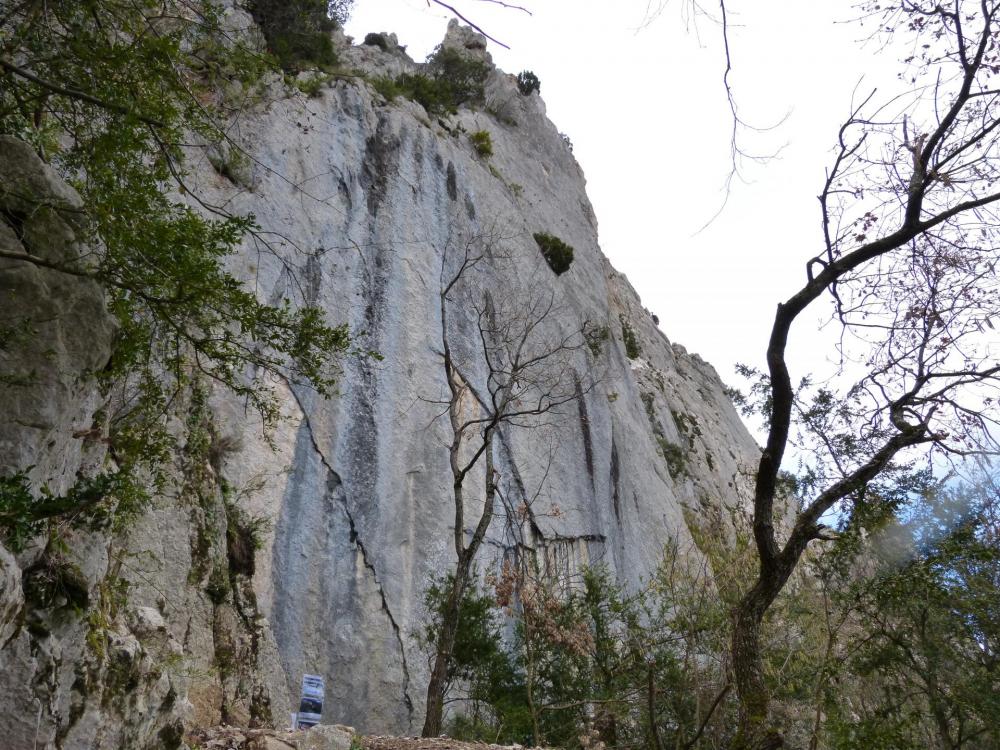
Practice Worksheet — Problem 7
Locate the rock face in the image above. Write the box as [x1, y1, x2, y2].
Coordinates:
[0, 19, 761, 748]
[0, 137, 116, 495]
[0, 137, 288, 748]
[193, 19, 761, 734]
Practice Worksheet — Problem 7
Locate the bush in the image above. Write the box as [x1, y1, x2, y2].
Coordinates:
[583, 322, 610, 357]
[419, 573, 528, 741]
[371, 45, 491, 116]
[659, 438, 688, 479]
[393, 73, 456, 115]
[363, 32, 390, 51]
[249, 0, 344, 72]
[470, 130, 493, 158]
[427, 45, 491, 108]
[292, 71, 334, 97]
[516, 70, 540, 96]
[1, 470, 145, 552]
[619, 315, 641, 359]
[370, 76, 402, 101]
[533, 232, 574, 275]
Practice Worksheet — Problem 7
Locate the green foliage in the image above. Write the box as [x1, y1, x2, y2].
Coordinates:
[427, 46, 491, 107]
[505, 558, 733, 749]
[583, 323, 610, 357]
[516, 70, 541, 96]
[729, 363, 772, 424]
[619, 315, 640, 358]
[205, 564, 230, 604]
[426, 551, 734, 749]
[370, 76, 403, 101]
[373, 46, 490, 116]
[292, 71, 336, 97]
[85, 557, 130, 659]
[470, 130, 494, 158]
[533, 232, 575, 275]
[424, 515, 987, 750]
[0, 470, 148, 552]
[249, 0, 352, 72]
[363, 33, 391, 51]
[671, 409, 702, 449]
[0, 471, 38, 551]
[226, 500, 271, 577]
[419, 573, 530, 742]
[419, 573, 511, 690]
[816, 481, 1000, 750]
[0, 0, 351, 534]
[386, 73, 456, 116]
[658, 438, 688, 479]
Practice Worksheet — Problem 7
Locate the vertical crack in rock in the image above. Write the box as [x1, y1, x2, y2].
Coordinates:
[361, 114, 401, 216]
[610, 433, 622, 523]
[575, 375, 594, 487]
[288, 393, 414, 724]
[496, 430, 544, 542]
[303, 250, 324, 305]
[445, 162, 458, 201]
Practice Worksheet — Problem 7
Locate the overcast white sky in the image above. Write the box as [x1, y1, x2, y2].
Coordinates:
[345, 1, 895, 390]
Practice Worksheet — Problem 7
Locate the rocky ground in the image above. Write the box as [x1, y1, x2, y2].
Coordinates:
[364, 737, 543, 750]
[187, 724, 353, 750]
[187, 726, 543, 750]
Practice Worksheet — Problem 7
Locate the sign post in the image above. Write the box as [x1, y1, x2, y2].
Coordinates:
[294, 673, 325, 730]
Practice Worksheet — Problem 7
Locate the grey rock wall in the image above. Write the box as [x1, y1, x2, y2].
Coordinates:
[0, 19, 761, 747]
[189, 20, 761, 734]
[0, 137, 287, 749]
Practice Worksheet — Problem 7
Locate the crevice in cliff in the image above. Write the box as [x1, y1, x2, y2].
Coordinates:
[287, 390, 415, 725]
[496, 430, 544, 543]
[575, 375, 595, 488]
[361, 114, 401, 216]
[610, 433, 621, 523]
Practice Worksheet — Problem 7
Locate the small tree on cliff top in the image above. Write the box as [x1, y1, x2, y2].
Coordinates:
[729, 2, 1000, 747]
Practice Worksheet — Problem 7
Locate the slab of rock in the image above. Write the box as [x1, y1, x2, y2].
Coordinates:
[300, 724, 356, 750]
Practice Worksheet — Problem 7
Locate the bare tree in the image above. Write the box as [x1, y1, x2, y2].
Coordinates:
[421, 229, 587, 737]
[730, 3, 1000, 747]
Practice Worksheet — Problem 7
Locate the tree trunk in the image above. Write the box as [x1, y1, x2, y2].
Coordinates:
[731, 576, 787, 750]
[646, 665, 664, 750]
[422, 444, 497, 737]
[524, 616, 542, 745]
[422, 557, 469, 737]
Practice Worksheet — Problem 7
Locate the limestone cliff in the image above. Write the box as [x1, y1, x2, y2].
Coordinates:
[0, 19, 760, 748]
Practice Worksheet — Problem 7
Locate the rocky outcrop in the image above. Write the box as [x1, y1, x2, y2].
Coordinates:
[0, 138, 287, 748]
[0, 18, 761, 748]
